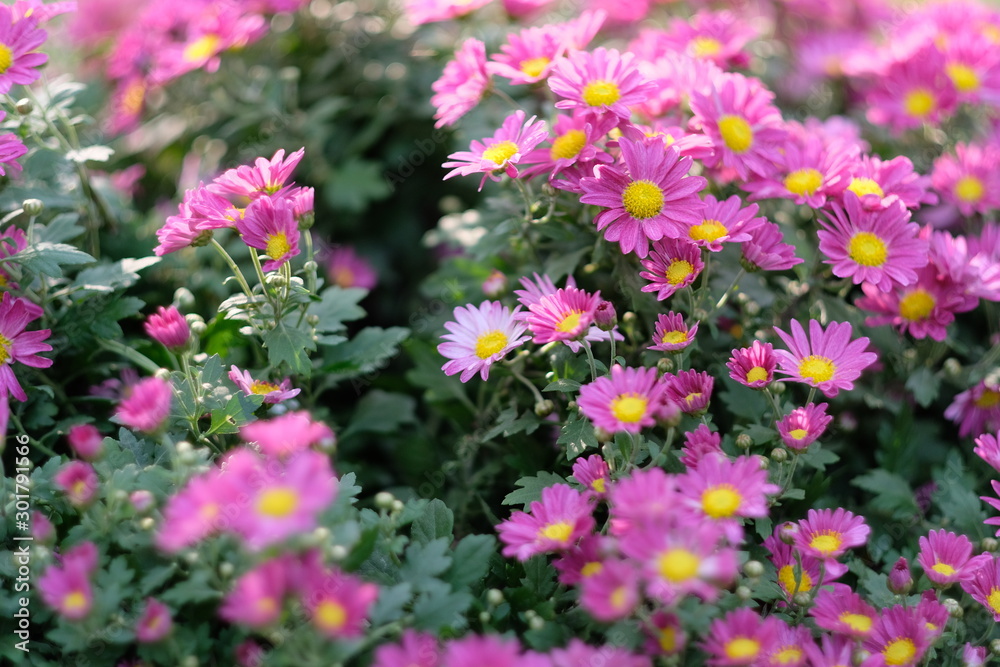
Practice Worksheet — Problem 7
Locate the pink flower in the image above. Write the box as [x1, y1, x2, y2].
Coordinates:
[38, 544, 96, 621]
[32, 510, 54, 542]
[430, 38, 490, 129]
[843, 154, 937, 212]
[524, 286, 601, 344]
[135, 598, 173, 643]
[571, 454, 610, 497]
[373, 630, 440, 667]
[116, 376, 172, 433]
[154, 199, 213, 255]
[932, 140, 1000, 217]
[67, 423, 103, 460]
[676, 455, 779, 538]
[865, 44, 957, 134]
[300, 567, 379, 638]
[550, 639, 649, 667]
[740, 221, 802, 273]
[0, 292, 54, 404]
[761, 625, 814, 667]
[144, 305, 190, 350]
[608, 467, 678, 537]
[727, 341, 775, 389]
[684, 194, 761, 253]
[961, 555, 1000, 620]
[442, 635, 526, 667]
[701, 608, 781, 666]
[661, 10, 756, 69]
[793, 507, 870, 561]
[0, 5, 48, 94]
[743, 133, 854, 209]
[579, 137, 706, 258]
[439, 301, 530, 382]
[579, 558, 640, 621]
[209, 148, 304, 200]
[862, 605, 931, 666]
[919, 529, 991, 587]
[324, 245, 377, 290]
[0, 223, 27, 286]
[520, 110, 616, 184]
[219, 557, 289, 628]
[403, 0, 490, 25]
[945, 380, 1000, 438]
[818, 193, 928, 292]
[0, 124, 27, 177]
[130, 490, 154, 512]
[239, 410, 335, 457]
[648, 312, 698, 352]
[679, 424, 722, 468]
[54, 461, 98, 506]
[497, 483, 595, 560]
[777, 403, 832, 450]
[765, 529, 825, 602]
[236, 196, 301, 272]
[487, 24, 565, 86]
[443, 110, 548, 191]
[975, 432, 1000, 472]
[228, 366, 300, 405]
[639, 238, 704, 300]
[809, 584, 877, 638]
[548, 47, 656, 120]
[578, 365, 669, 434]
[552, 534, 607, 585]
[663, 369, 713, 416]
[772, 319, 877, 398]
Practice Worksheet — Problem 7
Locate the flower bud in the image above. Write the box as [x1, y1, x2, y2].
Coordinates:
[990, 639, 1000, 656]
[772, 381, 787, 395]
[486, 589, 504, 606]
[943, 597, 963, 618]
[736, 585, 752, 601]
[594, 427, 614, 443]
[656, 399, 682, 428]
[145, 306, 191, 351]
[528, 615, 545, 630]
[778, 521, 799, 545]
[770, 447, 788, 463]
[888, 557, 913, 595]
[139, 517, 155, 530]
[22, 198, 43, 216]
[594, 300, 617, 331]
[534, 400, 555, 418]
[67, 423, 103, 460]
[735, 433, 753, 450]
[743, 560, 764, 579]
[173, 287, 195, 309]
[657, 357, 674, 373]
[479, 611, 491, 624]
[391, 499, 404, 513]
[374, 491, 395, 510]
[219, 562, 235, 578]
[330, 545, 348, 561]
[15, 99, 32, 115]
[792, 591, 812, 606]
[982, 537, 998, 552]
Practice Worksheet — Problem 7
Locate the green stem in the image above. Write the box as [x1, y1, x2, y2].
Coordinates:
[582, 340, 598, 381]
[304, 231, 317, 294]
[713, 268, 745, 313]
[509, 366, 545, 405]
[179, 353, 204, 439]
[609, 332, 617, 369]
[9, 412, 58, 458]
[98, 339, 161, 375]
[209, 239, 256, 304]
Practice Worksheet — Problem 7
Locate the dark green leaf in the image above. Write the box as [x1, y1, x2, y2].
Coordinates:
[263, 320, 316, 376]
[12, 242, 93, 277]
[341, 390, 416, 439]
[411, 499, 454, 545]
[446, 534, 497, 589]
[502, 472, 567, 510]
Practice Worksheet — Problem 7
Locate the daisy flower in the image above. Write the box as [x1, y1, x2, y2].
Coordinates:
[645, 611, 687, 657]
[237, 196, 301, 272]
[945, 380, 1000, 438]
[154, 201, 213, 256]
[430, 38, 490, 129]
[661, 9, 756, 69]
[135, 598, 173, 643]
[548, 47, 655, 120]
[961, 555, 1000, 620]
[553, 534, 606, 585]
[519, 111, 616, 181]
[550, 639, 648, 667]
[54, 461, 99, 506]
[219, 557, 289, 628]
[844, 154, 937, 212]
[303, 569, 379, 639]
[942, 33, 1000, 105]
[963, 644, 989, 667]
[742, 133, 853, 209]
[487, 24, 564, 86]
[442, 636, 525, 667]
[639, 238, 704, 300]
[209, 148, 305, 200]
[809, 584, 877, 639]
[777, 403, 832, 451]
[773, 319, 877, 397]
[403, 0, 490, 25]
[974, 432, 1000, 472]
[676, 454, 779, 542]
[727, 341, 775, 389]
[144, 305, 190, 350]
[740, 221, 802, 273]
[649, 312, 698, 352]
[578, 558, 640, 621]
[981, 480, 1000, 536]
[439, 301, 530, 383]
[919, 529, 991, 587]
[240, 410, 335, 458]
[67, 423, 102, 461]
[38, 548, 96, 621]
[856, 269, 964, 342]
[571, 454, 610, 497]
[115, 376, 173, 434]
[804, 635, 856, 667]
[524, 286, 601, 344]
[689, 71, 787, 181]
[608, 467, 678, 536]
[0, 125, 27, 177]
[442, 110, 548, 191]
[761, 625, 814, 667]
[228, 366, 300, 405]
[0, 292, 53, 409]
[863, 605, 930, 667]
[578, 365, 668, 434]
[323, 245, 378, 290]
[793, 507, 870, 561]
[678, 424, 722, 469]
[579, 137, 706, 258]
[701, 608, 781, 666]
[373, 631, 440, 667]
[865, 44, 957, 134]
[931, 140, 1000, 217]
[0, 5, 48, 94]
[663, 369, 713, 415]
[685, 194, 762, 253]
[0, 223, 27, 287]
[155, 470, 238, 552]
[764, 529, 824, 602]
[496, 483, 595, 560]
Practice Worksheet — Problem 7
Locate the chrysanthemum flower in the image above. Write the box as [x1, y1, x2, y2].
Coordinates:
[487, 24, 564, 86]
[303, 568, 379, 639]
[701, 608, 781, 666]
[524, 286, 601, 344]
[945, 380, 1000, 438]
[439, 301, 530, 383]
[684, 194, 762, 253]
[793, 507, 870, 561]
[373, 630, 440, 667]
[677, 454, 778, 528]
[219, 557, 289, 628]
[809, 584, 877, 639]
[963, 643, 989, 667]
[919, 529, 991, 587]
[863, 605, 931, 667]
[236, 196, 301, 272]
[144, 305, 190, 350]
[550, 639, 649, 667]
[844, 154, 937, 212]
[323, 245, 378, 290]
[865, 45, 957, 134]
[727, 341, 775, 389]
[403, 0, 490, 25]
[0, 125, 27, 177]
[552, 534, 607, 585]
[644, 611, 687, 657]
[764, 529, 825, 602]
[571, 454, 610, 497]
[804, 635, 856, 667]
[649, 312, 698, 352]
[54, 460, 99, 506]
[663, 369, 713, 415]
[578, 365, 668, 433]
[154, 201, 213, 256]
[689, 71, 787, 180]
[679, 424, 722, 468]
[740, 221, 803, 273]
[580, 137, 706, 258]
[519, 111, 616, 182]
[443, 110, 548, 191]
[0, 6, 48, 95]
[239, 410, 334, 458]
[639, 238, 704, 300]
[661, 9, 756, 69]
[760, 625, 814, 667]
[430, 38, 490, 128]
[975, 432, 1000, 472]
[777, 403, 832, 451]
[442, 635, 527, 667]
[515, 274, 618, 351]
[856, 268, 964, 342]
[67, 423, 102, 460]
[608, 467, 679, 537]
[136, 598, 173, 643]
[0, 292, 53, 408]
[209, 148, 305, 201]
[942, 32, 1000, 105]
[980, 480, 1000, 537]
[931, 140, 1000, 217]
[38, 545, 96, 621]
[632, 51, 720, 118]
[229, 366, 300, 405]
[115, 376, 172, 434]
[961, 555, 1000, 620]
[0, 223, 27, 287]
[155, 470, 237, 552]
[579, 558, 640, 621]
[773, 319, 877, 397]
[743, 133, 853, 209]
[497, 483, 595, 560]
[548, 47, 655, 120]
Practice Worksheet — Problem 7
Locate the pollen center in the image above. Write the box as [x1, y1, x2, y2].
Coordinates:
[265, 232, 291, 260]
[256, 488, 299, 518]
[689, 220, 728, 242]
[809, 530, 843, 555]
[883, 637, 917, 666]
[550, 129, 587, 161]
[661, 330, 688, 345]
[658, 548, 700, 582]
[847, 177, 885, 198]
[122, 80, 146, 116]
[840, 611, 873, 633]
[482, 140, 519, 167]
[903, 88, 935, 117]
[622, 180, 665, 220]
[784, 168, 823, 196]
[788, 428, 808, 440]
[659, 626, 677, 653]
[250, 380, 280, 395]
[0, 332, 12, 364]
[701, 484, 742, 518]
[581, 561, 603, 577]
[746, 366, 769, 383]
[798, 355, 836, 383]
[63, 591, 88, 611]
[847, 231, 888, 267]
[778, 564, 813, 594]
[610, 393, 649, 423]
[955, 175, 984, 203]
[591, 478, 606, 493]
[183, 34, 222, 63]
[582, 79, 621, 106]
[899, 289, 935, 321]
[774, 647, 803, 664]
[718, 115, 754, 153]
[931, 562, 956, 576]
[946, 63, 980, 92]
[987, 588, 1000, 613]
[556, 310, 583, 333]
[314, 600, 347, 631]
[0, 43, 12, 74]
[689, 36, 722, 58]
[666, 259, 694, 285]
[724, 638, 760, 660]
[475, 329, 508, 359]
[519, 56, 551, 79]
[539, 521, 574, 543]
[977, 390, 1000, 408]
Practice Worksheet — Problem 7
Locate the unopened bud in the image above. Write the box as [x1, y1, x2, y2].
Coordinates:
[297, 211, 315, 231]
[656, 400, 682, 428]
[184, 551, 199, 565]
[306, 314, 320, 326]
[330, 545, 348, 561]
[982, 538, 999, 552]
[482, 270, 507, 298]
[181, 657, 199, 667]
[990, 639, 1000, 655]
[943, 358, 962, 379]
[139, 517, 155, 530]
[594, 427, 614, 443]
[743, 560, 764, 578]
[735, 433, 753, 450]
[189, 320, 207, 337]
[778, 521, 799, 545]
[736, 585, 752, 601]
[594, 301, 617, 331]
[15, 98, 32, 115]
[22, 198, 43, 216]
[154, 367, 172, 381]
[534, 400, 555, 418]
[772, 381, 787, 395]
[792, 591, 812, 606]
[888, 557, 913, 595]
[657, 357, 674, 374]
[943, 597, 963, 618]
[486, 589, 504, 606]
[529, 615, 545, 630]
[374, 491, 395, 510]
[770, 448, 788, 463]
[479, 611, 491, 624]
[219, 562, 235, 578]
[391, 499, 404, 513]
[173, 287, 195, 309]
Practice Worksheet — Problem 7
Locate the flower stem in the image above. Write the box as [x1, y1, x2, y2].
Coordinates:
[98, 339, 161, 375]
[582, 340, 598, 381]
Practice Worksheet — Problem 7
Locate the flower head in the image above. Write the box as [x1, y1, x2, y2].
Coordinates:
[229, 366, 300, 405]
[54, 461, 99, 506]
[524, 286, 601, 344]
[649, 312, 698, 352]
[431, 38, 490, 128]
[373, 630, 440, 667]
[701, 608, 781, 666]
[115, 376, 172, 434]
[209, 148, 304, 201]
[777, 403, 832, 450]
[639, 238, 704, 300]
[919, 530, 991, 587]
[578, 365, 669, 434]
[663, 369, 714, 415]
[676, 454, 778, 542]
[0, 5, 48, 95]
[219, 557, 289, 628]
[579, 558, 640, 621]
[67, 423, 103, 460]
[863, 605, 931, 666]
[794, 507, 870, 560]
[144, 305, 190, 350]
[727, 341, 775, 389]
[809, 584, 877, 638]
[303, 568, 379, 638]
[38, 543, 96, 621]
[679, 424, 723, 468]
[236, 196, 301, 272]
[548, 47, 655, 120]
[136, 598, 173, 643]
[773, 319, 877, 397]
[975, 432, 1000, 472]
[740, 221, 802, 273]
[945, 380, 1000, 438]
[845, 154, 937, 212]
[323, 245, 378, 290]
[572, 454, 610, 497]
[0, 292, 53, 404]
[443, 110, 548, 191]
[497, 483, 595, 560]
[439, 301, 530, 382]
[239, 410, 335, 457]
[685, 194, 762, 253]
[961, 555, 1000, 620]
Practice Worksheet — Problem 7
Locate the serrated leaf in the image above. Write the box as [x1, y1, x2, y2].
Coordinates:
[321, 326, 409, 379]
[341, 390, 416, 439]
[12, 242, 93, 277]
[906, 367, 940, 408]
[208, 392, 264, 435]
[36, 213, 83, 243]
[543, 378, 582, 393]
[401, 537, 453, 584]
[73, 257, 159, 293]
[852, 469, 918, 516]
[481, 406, 541, 441]
[160, 569, 219, 605]
[310, 285, 366, 333]
[446, 534, 496, 589]
[369, 582, 412, 625]
[411, 580, 472, 632]
[557, 413, 598, 460]
[411, 499, 454, 545]
[263, 320, 316, 377]
[502, 472, 567, 510]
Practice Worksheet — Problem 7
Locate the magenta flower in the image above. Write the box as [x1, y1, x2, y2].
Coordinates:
[442, 635, 525, 667]
[684, 194, 762, 253]
[663, 369, 714, 416]
[519, 110, 616, 183]
[579, 137, 706, 258]
[324, 245, 377, 290]
[32, 510, 54, 543]
[862, 605, 931, 667]
[644, 611, 687, 656]
[116, 376, 172, 434]
[135, 598, 173, 643]
[551, 639, 648, 667]
[236, 196, 301, 272]
[764, 529, 824, 602]
[639, 238, 704, 300]
[578, 365, 669, 434]
[301, 568, 379, 639]
[524, 286, 601, 344]
[209, 148, 304, 200]
[794, 507, 870, 561]
[0, 223, 27, 286]
[844, 154, 937, 212]
[777, 403, 832, 451]
[403, 0, 490, 25]
[54, 461, 99, 506]
[809, 583, 876, 639]
[487, 23, 565, 86]
[430, 38, 490, 128]
[975, 432, 1000, 472]
[0, 292, 53, 406]
[229, 365, 300, 405]
[219, 557, 289, 628]
[497, 483, 595, 560]
[373, 631, 440, 667]
[932, 140, 1000, 217]
[439, 301, 530, 383]
[740, 221, 803, 273]
[608, 467, 677, 537]
[0, 125, 27, 177]
[676, 454, 779, 528]
[773, 319, 877, 398]
[661, 9, 756, 68]
[918, 529, 992, 587]
[865, 44, 957, 134]
[571, 454, 610, 497]
[679, 424, 722, 469]
[552, 534, 606, 585]
[154, 200, 213, 256]
[239, 410, 335, 458]
[946, 380, 1000, 438]
[727, 341, 775, 389]
[67, 423, 103, 460]
[700, 608, 781, 666]
[649, 312, 698, 352]
[761, 625, 815, 667]
[963, 643, 989, 667]
[962, 555, 1000, 620]
[443, 110, 548, 191]
[548, 47, 656, 120]
[578, 558, 640, 622]
[38, 544, 96, 621]
[130, 490, 154, 512]
[0, 5, 48, 94]
[144, 305, 190, 350]
[743, 133, 854, 209]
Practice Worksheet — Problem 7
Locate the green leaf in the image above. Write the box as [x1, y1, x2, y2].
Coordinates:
[905, 367, 940, 408]
[557, 413, 598, 460]
[342, 525, 381, 572]
[13, 242, 94, 277]
[263, 320, 316, 377]
[411, 580, 472, 632]
[543, 378, 582, 393]
[411, 499, 454, 545]
[72, 257, 159, 293]
[36, 213, 84, 244]
[369, 583, 412, 625]
[325, 158, 392, 212]
[502, 472, 567, 510]
[446, 534, 497, 589]
[207, 392, 265, 435]
[321, 326, 409, 379]
[481, 406, 542, 442]
[799, 444, 840, 471]
[341, 390, 416, 439]
[160, 569, 219, 606]
[521, 556, 557, 598]
[401, 537, 453, 584]
[852, 469, 918, 516]
[309, 285, 366, 334]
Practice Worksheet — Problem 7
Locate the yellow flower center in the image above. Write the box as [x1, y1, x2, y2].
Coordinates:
[988, 588, 1000, 614]
[798, 355, 836, 383]
[701, 484, 742, 518]
[122, 80, 146, 116]
[72, 480, 88, 499]
[931, 562, 956, 576]
[977, 390, 1000, 408]
[774, 647, 804, 665]
[955, 175, 984, 203]
[556, 310, 583, 333]
[256, 488, 299, 518]
[591, 478, 606, 493]
[788, 428, 809, 440]
[724, 638, 761, 660]
[184, 34, 222, 63]
[903, 88, 935, 118]
[610, 586, 629, 610]
[899, 289, 935, 321]
[661, 330, 688, 345]
[778, 564, 813, 594]
[250, 380, 280, 395]
[689, 220, 728, 243]
[784, 168, 824, 197]
[684, 392, 702, 406]
[848, 231, 888, 267]
[746, 366, 769, 383]
[840, 612, 873, 633]
[482, 140, 519, 168]
[610, 393, 649, 423]
[883, 637, 917, 665]
[265, 232, 291, 261]
[659, 626, 677, 653]
[658, 548, 700, 582]
[666, 259, 694, 285]
[200, 502, 219, 521]
[582, 79, 621, 106]
[0, 43, 12, 74]
[474, 329, 508, 359]
[256, 596, 278, 616]
[947, 63, 980, 92]
[538, 521, 574, 543]
[333, 267, 354, 287]
[581, 561, 603, 577]
[847, 177, 885, 198]
[621, 180, 665, 220]
[519, 56, 551, 78]
[550, 129, 587, 161]
[718, 115, 754, 153]
[689, 36, 722, 58]
[63, 591, 88, 612]
[314, 599, 347, 631]
[809, 530, 843, 555]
